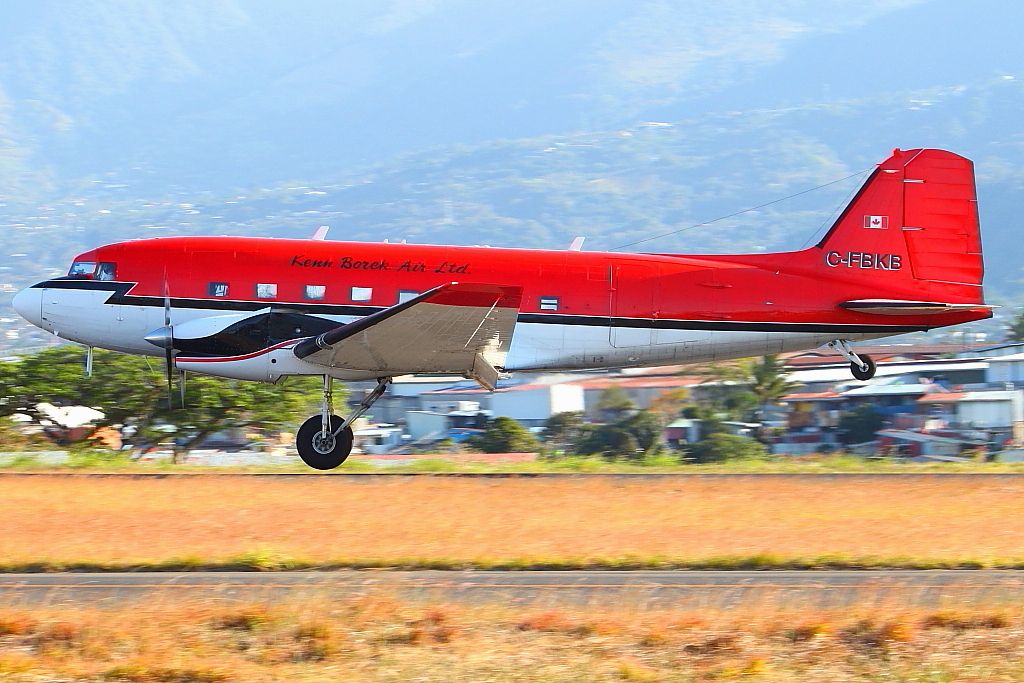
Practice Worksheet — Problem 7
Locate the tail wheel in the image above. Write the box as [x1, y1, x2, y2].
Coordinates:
[850, 354, 876, 381]
[296, 415, 353, 470]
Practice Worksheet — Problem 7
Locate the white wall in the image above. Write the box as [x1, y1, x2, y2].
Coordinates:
[988, 360, 1024, 384]
[957, 398, 1019, 429]
[406, 412, 450, 440]
[549, 383, 585, 415]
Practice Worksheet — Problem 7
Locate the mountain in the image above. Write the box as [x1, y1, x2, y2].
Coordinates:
[1, 0, 1022, 350]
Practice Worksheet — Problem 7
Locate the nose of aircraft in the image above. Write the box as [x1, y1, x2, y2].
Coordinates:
[11, 287, 42, 327]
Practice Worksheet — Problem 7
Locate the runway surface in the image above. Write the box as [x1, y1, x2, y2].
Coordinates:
[3, 570, 1024, 607]
[3, 472, 1024, 480]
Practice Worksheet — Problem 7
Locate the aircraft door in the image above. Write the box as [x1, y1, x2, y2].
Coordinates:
[609, 263, 656, 348]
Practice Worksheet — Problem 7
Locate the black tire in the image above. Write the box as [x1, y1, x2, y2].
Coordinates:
[296, 415, 353, 470]
[850, 353, 876, 381]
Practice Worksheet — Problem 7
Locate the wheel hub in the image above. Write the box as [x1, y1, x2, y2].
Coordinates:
[312, 431, 337, 454]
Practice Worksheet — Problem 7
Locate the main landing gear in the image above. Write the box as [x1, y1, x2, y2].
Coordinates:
[828, 340, 876, 381]
[296, 376, 392, 470]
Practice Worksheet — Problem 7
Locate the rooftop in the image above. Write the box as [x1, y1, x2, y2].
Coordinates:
[787, 360, 988, 385]
[919, 390, 1022, 403]
[780, 390, 843, 402]
[877, 429, 984, 445]
[842, 381, 944, 397]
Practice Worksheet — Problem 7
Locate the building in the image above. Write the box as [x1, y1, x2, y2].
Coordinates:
[569, 375, 710, 419]
[987, 353, 1024, 386]
[918, 389, 1024, 446]
[422, 376, 585, 429]
[876, 429, 984, 459]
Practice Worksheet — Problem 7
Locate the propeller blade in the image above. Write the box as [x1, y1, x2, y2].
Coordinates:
[161, 269, 176, 407]
[179, 370, 186, 408]
[162, 268, 171, 327]
[165, 347, 175, 408]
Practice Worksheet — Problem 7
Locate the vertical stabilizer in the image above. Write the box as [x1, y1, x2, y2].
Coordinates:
[814, 148, 984, 304]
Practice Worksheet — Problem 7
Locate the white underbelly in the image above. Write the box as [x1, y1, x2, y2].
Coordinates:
[503, 323, 894, 371]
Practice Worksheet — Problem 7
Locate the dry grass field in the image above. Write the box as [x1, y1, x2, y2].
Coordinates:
[0, 475, 1023, 568]
[1, 592, 1023, 681]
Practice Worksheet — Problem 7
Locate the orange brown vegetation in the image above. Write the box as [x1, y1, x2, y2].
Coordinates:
[0, 596, 1022, 681]
[0, 475, 1023, 568]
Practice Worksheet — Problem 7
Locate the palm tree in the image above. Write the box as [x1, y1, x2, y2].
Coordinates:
[749, 355, 798, 438]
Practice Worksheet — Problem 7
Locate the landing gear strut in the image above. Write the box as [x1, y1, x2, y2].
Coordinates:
[295, 376, 392, 470]
[828, 340, 876, 381]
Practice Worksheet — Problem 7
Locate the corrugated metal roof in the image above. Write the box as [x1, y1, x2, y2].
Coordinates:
[988, 353, 1024, 362]
[919, 390, 1022, 402]
[877, 429, 980, 444]
[570, 376, 707, 390]
[787, 360, 988, 384]
[842, 383, 939, 397]
[781, 391, 843, 402]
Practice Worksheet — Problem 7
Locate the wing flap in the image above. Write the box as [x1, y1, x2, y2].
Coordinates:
[294, 283, 522, 386]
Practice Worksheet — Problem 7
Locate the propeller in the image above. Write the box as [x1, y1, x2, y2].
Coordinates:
[142, 271, 184, 408]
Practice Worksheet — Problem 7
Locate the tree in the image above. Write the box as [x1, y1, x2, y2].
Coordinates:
[577, 424, 638, 459]
[722, 390, 759, 420]
[543, 411, 585, 453]
[471, 416, 540, 453]
[647, 387, 689, 422]
[0, 347, 320, 454]
[1008, 309, 1024, 342]
[687, 433, 768, 463]
[617, 410, 664, 454]
[596, 386, 635, 419]
[749, 355, 798, 415]
[837, 404, 885, 445]
[574, 409, 664, 460]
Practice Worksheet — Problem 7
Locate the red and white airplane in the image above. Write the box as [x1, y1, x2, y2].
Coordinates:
[12, 148, 991, 468]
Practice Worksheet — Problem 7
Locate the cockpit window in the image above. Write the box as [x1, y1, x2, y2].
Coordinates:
[69, 261, 97, 277]
[95, 263, 117, 281]
[68, 261, 116, 280]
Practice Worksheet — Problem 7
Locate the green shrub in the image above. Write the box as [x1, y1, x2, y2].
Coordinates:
[687, 433, 768, 463]
[469, 417, 540, 453]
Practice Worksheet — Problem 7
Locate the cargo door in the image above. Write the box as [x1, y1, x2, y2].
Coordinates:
[609, 262, 656, 348]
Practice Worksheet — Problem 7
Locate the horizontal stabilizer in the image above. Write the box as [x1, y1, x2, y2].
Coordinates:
[840, 299, 995, 316]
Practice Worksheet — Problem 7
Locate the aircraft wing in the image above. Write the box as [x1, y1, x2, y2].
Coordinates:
[292, 283, 523, 389]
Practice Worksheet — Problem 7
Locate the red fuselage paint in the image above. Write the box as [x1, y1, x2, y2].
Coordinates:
[69, 236, 988, 330]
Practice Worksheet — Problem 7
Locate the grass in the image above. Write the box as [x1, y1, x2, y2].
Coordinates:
[6, 450, 1024, 474]
[2, 474, 1024, 570]
[1, 592, 1024, 681]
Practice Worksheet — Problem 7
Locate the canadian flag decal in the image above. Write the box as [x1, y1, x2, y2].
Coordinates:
[864, 215, 888, 229]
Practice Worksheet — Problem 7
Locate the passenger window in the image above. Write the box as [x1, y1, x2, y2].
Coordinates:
[351, 286, 372, 302]
[539, 296, 560, 311]
[209, 282, 229, 297]
[398, 290, 419, 304]
[256, 283, 277, 299]
[95, 263, 117, 281]
[305, 285, 326, 300]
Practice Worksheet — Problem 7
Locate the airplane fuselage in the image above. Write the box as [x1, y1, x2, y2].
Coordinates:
[13, 235, 988, 382]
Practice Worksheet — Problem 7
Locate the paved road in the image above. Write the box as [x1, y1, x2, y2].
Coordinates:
[3, 570, 1024, 607]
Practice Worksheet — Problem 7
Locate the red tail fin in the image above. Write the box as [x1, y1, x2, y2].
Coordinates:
[814, 148, 984, 304]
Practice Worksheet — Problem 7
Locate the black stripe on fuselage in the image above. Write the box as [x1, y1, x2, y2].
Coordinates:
[30, 279, 932, 335]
